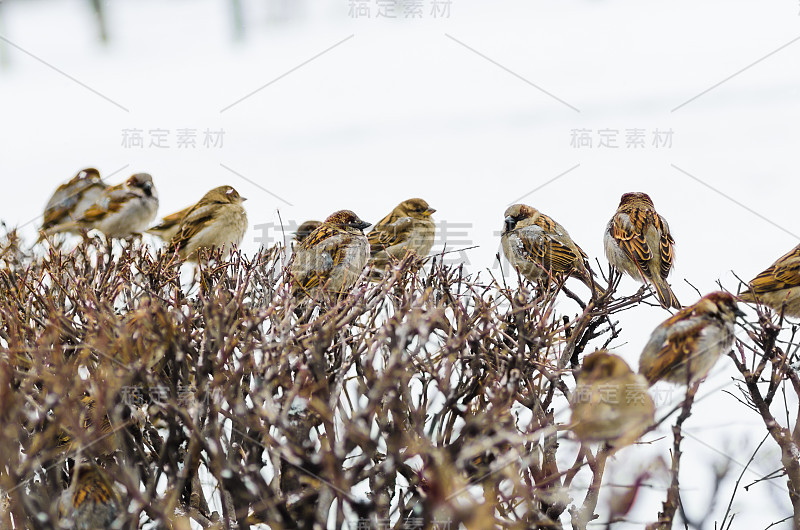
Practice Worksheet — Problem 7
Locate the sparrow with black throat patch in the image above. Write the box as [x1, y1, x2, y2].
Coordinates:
[290, 210, 371, 301]
[501, 203, 594, 290]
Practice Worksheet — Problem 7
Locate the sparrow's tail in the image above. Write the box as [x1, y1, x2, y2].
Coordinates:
[41, 221, 82, 239]
[738, 289, 756, 303]
[572, 259, 605, 299]
[577, 270, 603, 298]
[145, 227, 167, 239]
[652, 277, 681, 309]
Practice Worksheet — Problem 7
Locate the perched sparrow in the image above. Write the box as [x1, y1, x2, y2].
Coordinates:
[294, 220, 321, 245]
[569, 351, 654, 447]
[166, 185, 248, 260]
[290, 210, 371, 300]
[41, 168, 107, 231]
[59, 464, 121, 529]
[501, 204, 593, 289]
[146, 205, 192, 241]
[55, 395, 114, 454]
[639, 291, 743, 386]
[739, 244, 800, 318]
[604, 192, 680, 309]
[44, 173, 158, 239]
[368, 198, 436, 270]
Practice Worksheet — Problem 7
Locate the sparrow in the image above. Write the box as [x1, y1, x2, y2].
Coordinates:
[639, 291, 743, 386]
[166, 185, 248, 260]
[604, 192, 681, 309]
[41, 168, 107, 231]
[55, 395, 114, 455]
[294, 220, 321, 245]
[501, 204, 594, 289]
[367, 198, 436, 270]
[44, 173, 158, 239]
[146, 205, 192, 241]
[290, 210, 371, 300]
[569, 351, 654, 447]
[739, 244, 800, 318]
[58, 464, 121, 529]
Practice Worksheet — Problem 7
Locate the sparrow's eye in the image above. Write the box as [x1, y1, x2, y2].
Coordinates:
[504, 216, 518, 232]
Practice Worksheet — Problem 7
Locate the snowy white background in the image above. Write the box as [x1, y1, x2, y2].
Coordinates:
[1, 0, 799, 527]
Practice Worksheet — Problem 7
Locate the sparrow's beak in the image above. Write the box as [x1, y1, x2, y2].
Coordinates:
[734, 307, 746, 318]
[503, 216, 517, 233]
[240, 196, 248, 202]
[142, 182, 153, 196]
[425, 207, 436, 216]
[352, 219, 371, 231]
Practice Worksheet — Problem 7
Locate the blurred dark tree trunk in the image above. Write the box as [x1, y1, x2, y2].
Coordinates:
[89, 0, 108, 43]
[231, 0, 244, 40]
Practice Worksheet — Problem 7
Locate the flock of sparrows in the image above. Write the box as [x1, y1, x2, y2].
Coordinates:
[41, 168, 248, 261]
[36, 168, 800, 524]
[498, 192, 792, 446]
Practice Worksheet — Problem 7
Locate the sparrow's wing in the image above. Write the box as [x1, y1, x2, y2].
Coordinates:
[298, 223, 341, 251]
[55, 396, 112, 450]
[295, 252, 335, 291]
[79, 201, 121, 223]
[44, 207, 73, 230]
[293, 226, 347, 292]
[655, 215, 675, 281]
[571, 239, 590, 263]
[640, 315, 704, 383]
[43, 180, 105, 229]
[373, 209, 400, 229]
[367, 217, 415, 253]
[167, 202, 220, 253]
[518, 225, 582, 274]
[43, 182, 82, 228]
[78, 184, 138, 222]
[610, 209, 655, 277]
[747, 246, 800, 293]
[149, 205, 192, 233]
[537, 215, 590, 263]
[72, 468, 119, 508]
